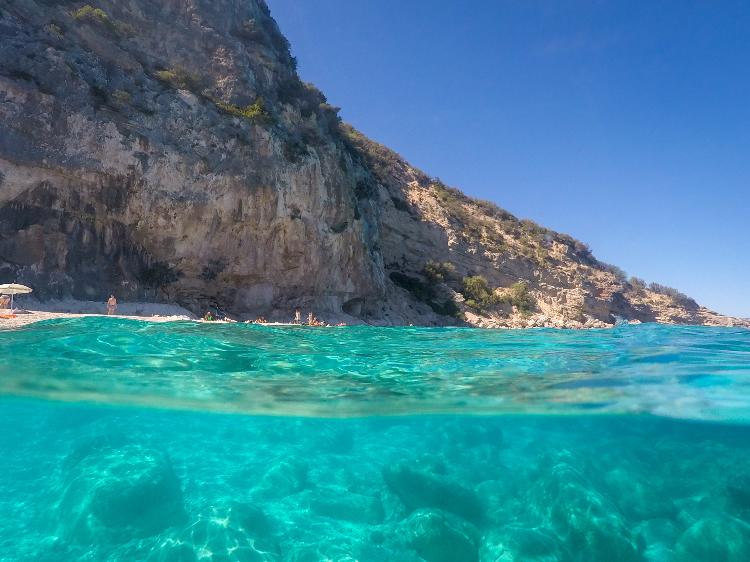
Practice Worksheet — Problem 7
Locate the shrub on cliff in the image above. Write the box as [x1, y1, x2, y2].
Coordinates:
[72, 5, 109, 24]
[462, 276, 499, 310]
[214, 98, 268, 122]
[602, 262, 628, 282]
[340, 124, 403, 184]
[71, 5, 134, 37]
[110, 90, 131, 107]
[649, 283, 697, 307]
[629, 277, 647, 291]
[278, 79, 327, 116]
[504, 281, 535, 313]
[432, 182, 498, 243]
[423, 261, 456, 284]
[235, 18, 265, 41]
[462, 277, 535, 314]
[154, 67, 204, 93]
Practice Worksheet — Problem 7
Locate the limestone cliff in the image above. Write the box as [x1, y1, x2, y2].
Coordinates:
[0, 0, 744, 327]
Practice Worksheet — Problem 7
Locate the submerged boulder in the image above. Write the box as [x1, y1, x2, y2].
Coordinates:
[58, 442, 185, 544]
[148, 503, 278, 562]
[254, 458, 309, 499]
[308, 487, 384, 524]
[383, 461, 484, 523]
[675, 516, 750, 562]
[480, 526, 564, 562]
[604, 468, 677, 521]
[148, 516, 279, 562]
[402, 509, 479, 562]
[727, 473, 750, 510]
[529, 462, 640, 562]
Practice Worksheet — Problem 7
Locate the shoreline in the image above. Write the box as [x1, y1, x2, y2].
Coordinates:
[1, 299, 747, 331]
[0, 300, 196, 329]
[0, 310, 196, 330]
[2, 309, 748, 332]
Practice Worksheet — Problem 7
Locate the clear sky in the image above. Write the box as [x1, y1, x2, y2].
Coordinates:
[267, 0, 749, 318]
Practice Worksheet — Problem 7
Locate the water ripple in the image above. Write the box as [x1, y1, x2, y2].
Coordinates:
[1, 318, 749, 420]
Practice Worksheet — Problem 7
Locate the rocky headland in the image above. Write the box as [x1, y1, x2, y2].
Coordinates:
[0, 0, 745, 328]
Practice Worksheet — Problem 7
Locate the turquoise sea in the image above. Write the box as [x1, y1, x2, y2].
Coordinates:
[1, 318, 750, 561]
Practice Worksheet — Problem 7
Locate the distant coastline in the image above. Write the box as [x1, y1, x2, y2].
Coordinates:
[2, 299, 747, 330]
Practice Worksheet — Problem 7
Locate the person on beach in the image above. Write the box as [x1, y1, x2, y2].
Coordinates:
[106, 295, 117, 315]
[0, 295, 9, 309]
[295, 309, 301, 323]
[306, 312, 326, 327]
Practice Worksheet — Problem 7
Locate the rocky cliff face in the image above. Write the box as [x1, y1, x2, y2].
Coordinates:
[0, 0, 744, 327]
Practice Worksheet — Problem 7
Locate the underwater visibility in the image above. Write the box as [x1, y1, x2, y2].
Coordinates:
[1, 319, 750, 561]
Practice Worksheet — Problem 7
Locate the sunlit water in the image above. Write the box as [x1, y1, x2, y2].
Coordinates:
[1, 318, 750, 561]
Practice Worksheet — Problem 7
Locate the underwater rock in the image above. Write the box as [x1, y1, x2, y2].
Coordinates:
[529, 462, 640, 562]
[674, 496, 718, 529]
[727, 473, 750, 509]
[62, 431, 130, 473]
[283, 540, 398, 562]
[254, 458, 309, 499]
[308, 488, 384, 524]
[402, 509, 479, 562]
[228, 502, 276, 537]
[674, 516, 750, 562]
[147, 540, 198, 562]
[383, 461, 484, 522]
[480, 526, 564, 562]
[604, 468, 677, 521]
[633, 518, 680, 556]
[475, 477, 522, 524]
[148, 510, 280, 562]
[58, 442, 185, 544]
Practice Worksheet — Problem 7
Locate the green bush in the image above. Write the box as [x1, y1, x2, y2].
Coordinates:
[155, 67, 204, 93]
[461, 277, 535, 314]
[629, 277, 647, 290]
[236, 18, 264, 41]
[71, 5, 134, 37]
[214, 98, 267, 121]
[45, 23, 64, 37]
[534, 246, 548, 265]
[602, 262, 628, 282]
[422, 261, 455, 284]
[648, 283, 697, 307]
[431, 182, 509, 246]
[340, 123, 403, 184]
[111, 90, 131, 106]
[278, 79, 327, 116]
[462, 276, 499, 310]
[430, 299, 461, 318]
[72, 5, 109, 24]
[505, 281, 535, 312]
[520, 218, 548, 239]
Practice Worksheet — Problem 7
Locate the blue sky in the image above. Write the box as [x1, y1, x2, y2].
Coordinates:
[268, 0, 749, 318]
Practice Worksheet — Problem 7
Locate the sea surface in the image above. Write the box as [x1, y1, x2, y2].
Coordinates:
[1, 318, 749, 561]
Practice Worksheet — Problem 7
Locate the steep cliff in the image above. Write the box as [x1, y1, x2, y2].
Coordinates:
[0, 0, 743, 327]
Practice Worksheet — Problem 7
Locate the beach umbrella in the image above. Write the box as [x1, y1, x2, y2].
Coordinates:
[0, 283, 33, 311]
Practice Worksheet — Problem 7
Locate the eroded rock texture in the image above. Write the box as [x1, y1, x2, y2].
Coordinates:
[0, 0, 744, 327]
